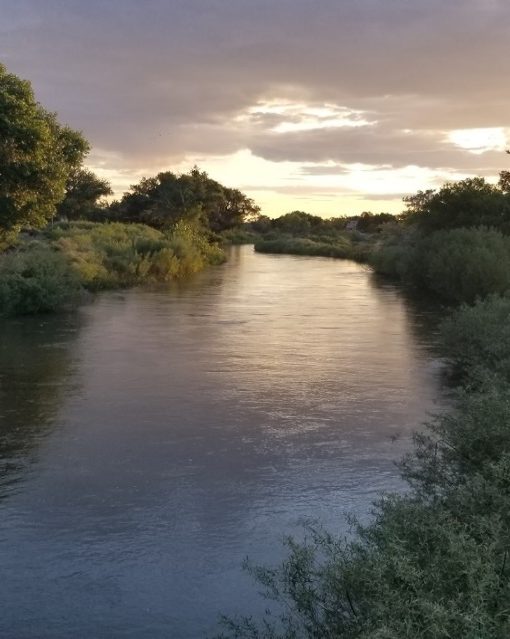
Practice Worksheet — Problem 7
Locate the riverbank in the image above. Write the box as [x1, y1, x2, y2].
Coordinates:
[219, 280, 510, 637]
[219, 219, 510, 638]
[0, 220, 225, 317]
[254, 234, 371, 262]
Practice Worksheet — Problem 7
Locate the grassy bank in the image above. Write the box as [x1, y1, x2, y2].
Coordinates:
[0, 221, 225, 317]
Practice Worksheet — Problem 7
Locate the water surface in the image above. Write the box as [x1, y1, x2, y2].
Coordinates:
[0, 246, 444, 638]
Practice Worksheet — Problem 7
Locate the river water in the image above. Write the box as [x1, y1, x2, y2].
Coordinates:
[0, 246, 444, 638]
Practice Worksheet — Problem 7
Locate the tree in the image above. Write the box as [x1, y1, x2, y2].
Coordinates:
[402, 176, 510, 233]
[356, 211, 394, 233]
[0, 63, 89, 240]
[271, 211, 325, 236]
[57, 168, 112, 220]
[113, 167, 259, 232]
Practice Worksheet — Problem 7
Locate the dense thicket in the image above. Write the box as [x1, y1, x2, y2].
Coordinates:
[369, 226, 510, 303]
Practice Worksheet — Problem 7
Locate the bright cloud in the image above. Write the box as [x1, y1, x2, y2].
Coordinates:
[239, 100, 375, 133]
[447, 127, 508, 154]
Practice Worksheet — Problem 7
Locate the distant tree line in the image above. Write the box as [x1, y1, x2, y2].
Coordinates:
[247, 210, 395, 237]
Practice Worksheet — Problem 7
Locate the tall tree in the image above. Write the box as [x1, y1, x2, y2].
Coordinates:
[114, 167, 259, 232]
[402, 177, 510, 233]
[0, 63, 88, 239]
[57, 168, 112, 220]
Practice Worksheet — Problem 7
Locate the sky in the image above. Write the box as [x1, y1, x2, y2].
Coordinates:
[1, 0, 510, 218]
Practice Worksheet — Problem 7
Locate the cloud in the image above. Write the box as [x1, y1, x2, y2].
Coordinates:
[1, 0, 510, 213]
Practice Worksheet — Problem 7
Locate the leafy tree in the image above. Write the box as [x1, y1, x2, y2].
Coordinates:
[57, 168, 112, 220]
[402, 176, 510, 233]
[113, 167, 259, 232]
[0, 63, 89, 240]
[356, 211, 394, 233]
[271, 211, 325, 236]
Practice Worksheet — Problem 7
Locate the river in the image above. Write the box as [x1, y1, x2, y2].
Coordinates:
[0, 246, 444, 638]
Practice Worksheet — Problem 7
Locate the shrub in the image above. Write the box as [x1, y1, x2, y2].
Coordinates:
[47, 220, 225, 290]
[371, 227, 510, 303]
[440, 294, 510, 385]
[0, 244, 81, 316]
[414, 228, 510, 303]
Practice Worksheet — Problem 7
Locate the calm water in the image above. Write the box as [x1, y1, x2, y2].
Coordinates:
[0, 246, 444, 638]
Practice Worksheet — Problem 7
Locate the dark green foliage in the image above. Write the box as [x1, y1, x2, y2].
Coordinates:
[270, 211, 326, 236]
[402, 176, 510, 234]
[370, 227, 510, 303]
[352, 212, 395, 234]
[0, 63, 89, 240]
[254, 236, 356, 260]
[440, 295, 510, 386]
[220, 228, 262, 245]
[0, 244, 81, 316]
[57, 168, 112, 221]
[111, 166, 259, 232]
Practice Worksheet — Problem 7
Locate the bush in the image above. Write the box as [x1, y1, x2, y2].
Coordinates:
[414, 228, 510, 303]
[0, 244, 81, 316]
[46, 220, 225, 290]
[0, 221, 226, 316]
[371, 227, 510, 303]
[440, 295, 510, 385]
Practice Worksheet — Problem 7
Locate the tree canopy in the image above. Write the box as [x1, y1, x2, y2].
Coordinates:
[112, 167, 259, 233]
[402, 175, 510, 233]
[0, 63, 89, 239]
[57, 168, 112, 221]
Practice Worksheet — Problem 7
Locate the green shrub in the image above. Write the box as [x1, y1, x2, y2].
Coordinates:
[414, 228, 510, 303]
[440, 294, 510, 385]
[0, 221, 226, 316]
[47, 220, 225, 290]
[0, 244, 81, 316]
[371, 227, 510, 303]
